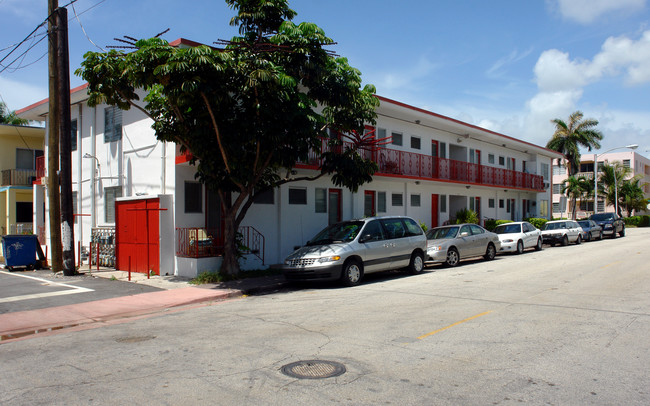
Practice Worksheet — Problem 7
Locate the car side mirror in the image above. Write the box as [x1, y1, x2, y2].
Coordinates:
[460, 231, 469, 237]
[359, 233, 373, 243]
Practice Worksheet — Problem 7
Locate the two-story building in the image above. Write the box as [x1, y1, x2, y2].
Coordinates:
[0, 124, 45, 256]
[552, 151, 650, 218]
[17, 47, 562, 277]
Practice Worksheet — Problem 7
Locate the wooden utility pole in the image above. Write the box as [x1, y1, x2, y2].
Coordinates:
[56, 6, 76, 276]
[47, 0, 62, 273]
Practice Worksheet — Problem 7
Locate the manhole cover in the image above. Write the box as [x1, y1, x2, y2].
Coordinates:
[280, 360, 346, 379]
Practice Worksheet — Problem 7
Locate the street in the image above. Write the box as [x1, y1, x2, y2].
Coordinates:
[1, 228, 649, 405]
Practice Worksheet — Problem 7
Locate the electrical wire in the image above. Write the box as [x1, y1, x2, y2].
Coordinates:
[71, 0, 106, 51]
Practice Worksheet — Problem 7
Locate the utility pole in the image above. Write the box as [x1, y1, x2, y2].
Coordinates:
[47, 0, 62, 274]
[56, 6, 76, 276]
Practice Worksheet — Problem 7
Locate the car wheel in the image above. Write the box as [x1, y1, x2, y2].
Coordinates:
[340, 259, 363, 287]
[484, 243, 496, 261]
[516, 240, 524, 255]
[407, 251, 425, 275]
[597, 231, 603, 240]
[561, 235, 569, 246]
[575, 235, 582, 245]
[445, 248, 459, 267]
[585, 232, 592, 242]
[620, 227, 625, 237]
[535, 237, 543, 251]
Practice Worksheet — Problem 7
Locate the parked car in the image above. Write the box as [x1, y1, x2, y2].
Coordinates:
[541, 220, 582, 246]
[425, 223, 500, 267]
[494, 221, 543, 254]
[577, 219, 603, 241]
[589, 212, 625, 238]
[282, 216, 427, 286]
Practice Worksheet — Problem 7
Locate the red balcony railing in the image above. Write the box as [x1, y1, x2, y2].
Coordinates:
[300, 140, 544, 191]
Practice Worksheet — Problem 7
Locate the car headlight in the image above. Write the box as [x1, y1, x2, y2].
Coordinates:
[604, 224, 613, 229]
[317, 255, 341, 263]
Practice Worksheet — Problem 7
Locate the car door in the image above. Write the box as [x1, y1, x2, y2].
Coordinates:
[523, 222, 536, 248]
[358, 220, 389, 273]
[470, 224, 490, 255]
[457, 225, 476, 257]
[380, 218, 411, 269]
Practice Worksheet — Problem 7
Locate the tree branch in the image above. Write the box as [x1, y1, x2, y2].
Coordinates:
[200, 91, 231, 174]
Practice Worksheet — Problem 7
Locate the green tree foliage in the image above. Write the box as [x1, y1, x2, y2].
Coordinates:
[0, 101, 28, 125]
[454, 209, 479, 224]
[598, 162, 632, 216]
[547, 111, 603, 176]
[77, 0, 379, 275]
[562, 175, 592, 219]
[619, 177, 648, 217]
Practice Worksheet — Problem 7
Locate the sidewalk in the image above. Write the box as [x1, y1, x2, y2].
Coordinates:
[0, 267, 289, 342]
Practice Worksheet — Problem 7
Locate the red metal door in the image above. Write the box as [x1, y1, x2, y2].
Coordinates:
[431, 194, 439, 228]
[115, 198, 160, 275]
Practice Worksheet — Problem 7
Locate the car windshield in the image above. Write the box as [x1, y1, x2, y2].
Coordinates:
[426, 226, 459, 240]
[591, 213, 614, 221]
[306, 221, 364, 246]
[494, 224, 522, 234]
[543, 222, 566, 230]
[578, 221, 590, 227]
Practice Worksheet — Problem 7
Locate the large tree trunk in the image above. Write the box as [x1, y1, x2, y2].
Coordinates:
[220, 211, 240, 276]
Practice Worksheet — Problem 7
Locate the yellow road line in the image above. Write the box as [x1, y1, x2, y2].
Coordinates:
[418, 311, 492, 340]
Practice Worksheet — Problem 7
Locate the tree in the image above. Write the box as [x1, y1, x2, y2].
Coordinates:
[77, 0, 380, 276]
[562, 175, 591, 219]
[619, 177, 648, 217]
[547, 111, 603, 176]
[0, 101, 28, 125]
[598, 162, 632, 216]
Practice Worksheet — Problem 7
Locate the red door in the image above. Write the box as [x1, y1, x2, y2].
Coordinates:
[431, 194, 439, 228]
[115, 198, 160, 275]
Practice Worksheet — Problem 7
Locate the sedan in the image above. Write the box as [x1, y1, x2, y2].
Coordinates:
[577, 220, 603, 242]
[494, 221, 543, 254]
[426, 223, 501, 267]
[541, 220, 582, 246]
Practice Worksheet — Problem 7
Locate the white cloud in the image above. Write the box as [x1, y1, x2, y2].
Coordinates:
[552, 0, 646, 24]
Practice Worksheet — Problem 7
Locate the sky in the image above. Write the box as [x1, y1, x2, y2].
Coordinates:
[1, 0, 649, 155]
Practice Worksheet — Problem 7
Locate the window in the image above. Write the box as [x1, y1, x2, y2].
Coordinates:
[499, 156, 505, 166]
[315, 188, 327, 213]
[440, 194, 447, 213]
[16, 148, 35, 170]
[410, 194, 421, 207]
[104, 106, 122, 143]
[623, 159, 631, 168]
[71, 119, 78, 151]
[553, 184, 561, 195]
[289, 188, 307, 205]
[184, 182, 202, 213]
[410, 136, 421, 150]
[488, 198, 495, 208]
[404, 218, 424, 236]
[488, 154, 495, 164]
[506, 199, 511, 213]
[391, 132, 403, 146]
[377, 192, 386, 212]
[579, 162, 594, 173]
[499, 199, 505, 209]
[254, 189, 274, 204]
[539, 200, 549, 217]
[104, 186, 122, 223]
[391, 193, 403, 207]
[362, 220, 384, 241]
[439, 142, 447, 159]
[553, 164, 565, 175]
[381, 218, 407, 239]
[540, 163, 550, 181]
[15, 201, 32, 223]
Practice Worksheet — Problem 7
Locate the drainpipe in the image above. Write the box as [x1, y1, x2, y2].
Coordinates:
[77, 103, 83, 255]
[90, 106, 96, 228]
[161, 141, 166, 194]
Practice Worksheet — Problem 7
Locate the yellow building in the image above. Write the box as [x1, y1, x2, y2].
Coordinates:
[0, 124, 45, 248]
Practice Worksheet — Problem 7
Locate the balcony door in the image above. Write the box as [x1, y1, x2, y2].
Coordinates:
[328, 189, 342, 225]
[431, 194, 439, 228]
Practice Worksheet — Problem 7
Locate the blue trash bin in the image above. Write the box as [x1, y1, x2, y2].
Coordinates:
[2, 235, 45, 270]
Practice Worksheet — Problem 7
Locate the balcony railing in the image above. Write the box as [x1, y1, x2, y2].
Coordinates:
[300, 140, 544, 191]
[1, 169, 37, 186]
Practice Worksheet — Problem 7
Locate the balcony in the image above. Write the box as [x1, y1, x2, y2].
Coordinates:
[300, 141, 544, 192]
[1, 169, 37, 187]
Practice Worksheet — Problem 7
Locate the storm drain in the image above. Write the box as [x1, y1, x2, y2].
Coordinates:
[280, 360, 346, 379]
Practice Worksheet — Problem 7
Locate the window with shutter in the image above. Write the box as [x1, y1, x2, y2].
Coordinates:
[104, 106, 122, 143]
[104, 186, 122, 223]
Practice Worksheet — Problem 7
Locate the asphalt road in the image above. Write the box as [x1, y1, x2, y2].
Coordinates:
[1, 228, 649, 405]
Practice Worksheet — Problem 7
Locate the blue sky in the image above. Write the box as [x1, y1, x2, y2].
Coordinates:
[1, 0, 649, 154]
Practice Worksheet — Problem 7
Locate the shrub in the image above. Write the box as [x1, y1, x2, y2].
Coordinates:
[455, 209, 479, 224]
[419, 221, 428, 232]
[484, 219, 498, 231]
[525, 217, 548, 230]
[640, 215, 650, 227]
[623, 216, 641, 227]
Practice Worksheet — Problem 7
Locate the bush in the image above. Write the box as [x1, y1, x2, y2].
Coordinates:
[623, 216, 641, 227]
[525, 217, 548, 230]
[455, 209, 479, 224]
[641, 215, 650, 227]
[484, 219, 498, 231]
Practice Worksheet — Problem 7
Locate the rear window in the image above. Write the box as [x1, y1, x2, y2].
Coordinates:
[403, 218, 424, 236]
[495, 224, 521, 234]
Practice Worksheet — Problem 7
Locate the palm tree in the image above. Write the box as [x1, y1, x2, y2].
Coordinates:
[562, 175, 591, 219]
[619, 177, 648, 217]
[547, 111, 603, 176]
[0, 101, 28, 125]
[598, 162, 632, 216]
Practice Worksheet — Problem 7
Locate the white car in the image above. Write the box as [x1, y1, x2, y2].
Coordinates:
[541, 220, 582, 246]
[494, 221, 543, 254]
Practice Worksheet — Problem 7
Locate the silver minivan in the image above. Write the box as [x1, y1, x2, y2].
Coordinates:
[282, 216, 427, 286]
